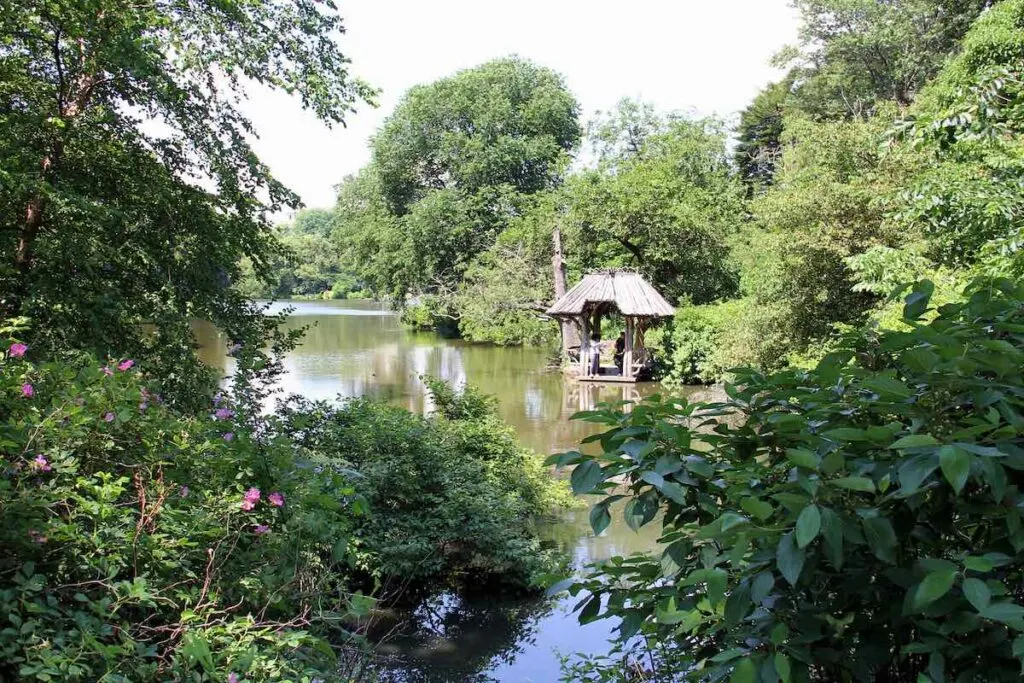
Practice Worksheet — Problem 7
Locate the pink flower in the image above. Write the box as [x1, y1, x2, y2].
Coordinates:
[180, 485, 189, 498]
[268, 492, 284, 508]
[253, 524, 270, 535]
[214, 407, 234, 421]
[118, 359, 134, 371]
[28, 529, 47, 544]
[228, 674, 239, 683]
[104, 412, 114, 422]
[213, 392, 223, 406]
[21, 383, 33, 398]
[223, 432, 234, 442]
[9, 343, 27, 357]
[139, 402, 148, 411]
[32, 454, 51, 472]
[240, 487, 260, 511]
[101, 366, 113, 376]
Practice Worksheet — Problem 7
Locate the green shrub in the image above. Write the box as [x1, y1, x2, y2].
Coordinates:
[552, 279, 1024, 681]
[0, 348, 367, 682]
[663, 300, 747, 385]
[276, 381, 571, 592]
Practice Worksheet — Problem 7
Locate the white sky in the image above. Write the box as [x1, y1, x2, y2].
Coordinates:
[242, 0, 800, 213]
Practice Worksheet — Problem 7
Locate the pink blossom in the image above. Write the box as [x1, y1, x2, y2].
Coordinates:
[21, 383, 33, 398]
[101, 366, 113, 376]
[139, 402, 148, 411]
[223, 432, 234, 442]
[268, 492, 284, 508]
[228, 674, 239, 683]
[32, 454, 51, 472]
[9, 343, 27, 357]
[213, 392, 223, 406]
[253, 524, 270, 535]
[240, 487, 260, 511]
[118, 359, 134, 371]
[28, 529, 47, 544]
[104, 412, 114, 422]
[214, 407, 234, 421]
[180, 485, 189, 498]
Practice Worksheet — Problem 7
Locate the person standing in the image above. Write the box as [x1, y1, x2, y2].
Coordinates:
[614, 332, 625, 373]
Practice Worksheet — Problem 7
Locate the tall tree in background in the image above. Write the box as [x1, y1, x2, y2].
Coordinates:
[734, 75, 793, 192]
[567, 102, 744, 305]
[0, 0, 374, 404]
[362, 57, 580, 307]
[784, 0, 991, 118]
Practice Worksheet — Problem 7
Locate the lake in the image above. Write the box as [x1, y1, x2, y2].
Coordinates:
[194, 299, 715, 682]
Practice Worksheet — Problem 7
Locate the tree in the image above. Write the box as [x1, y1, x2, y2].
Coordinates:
[357, 57, 580, 314]
[734, 75, 793, 192]
[0, 0, 374, 405]
[784, 0, 991, 117]
[372, 56, 580, 215]
[285, 208, 336, 237]
[566, 106, 744, 305]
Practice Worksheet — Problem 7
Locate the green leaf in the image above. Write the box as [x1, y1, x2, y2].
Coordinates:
[706, 569, 727, 606]
[863, 516, 898, 564]
[776, 532, 805, 586]
[982, 601, 1024, 626]
[963, 556, 994, 572]
[963, 577, 991, 612]
[903, 280, 934, 320]
[823, 428, 867, 442]
[730, 658, 756, 683]
[891, 434, 940, 449]
[832, 476, 876, 493]
[774, 653, 792, 683]
[912, 568, 957, 611]
[795, 504, 821, 548]
[939, 445, 971, 494]
[786, 448, 820, 470]
[898, 455, 939, 495]
[820, 507, 844, 569]
[579, 593, 601, 623]
[740, 496, 774, 521]
[751, 571, 775, 604]
[589, 503, 611, 536]
[571, 460, 604, 494]
[640, 470, 664, 488]
[660, 481, 687, 505]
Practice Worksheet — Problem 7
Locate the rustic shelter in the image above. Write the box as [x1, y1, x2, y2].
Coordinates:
[546, 270, 675, 382]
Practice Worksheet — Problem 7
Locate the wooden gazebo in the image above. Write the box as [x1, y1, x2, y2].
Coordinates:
[546, 270, 675, 383]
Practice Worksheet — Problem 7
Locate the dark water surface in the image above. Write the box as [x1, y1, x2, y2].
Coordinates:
[194, 300, 716, 682]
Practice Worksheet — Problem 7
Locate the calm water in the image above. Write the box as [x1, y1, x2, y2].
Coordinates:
[194, 300, 716, 682]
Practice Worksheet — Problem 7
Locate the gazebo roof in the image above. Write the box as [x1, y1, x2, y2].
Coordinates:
[546, 270, 675, 318]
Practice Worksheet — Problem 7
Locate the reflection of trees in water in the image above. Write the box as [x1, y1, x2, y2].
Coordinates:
[367, 591, 553, 683]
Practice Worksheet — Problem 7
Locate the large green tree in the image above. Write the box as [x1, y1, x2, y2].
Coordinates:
[358, 57, 580, 308]
[566, 102, 744, 305]
[0, 0, 373, 404]
[784, 0, 991, 117]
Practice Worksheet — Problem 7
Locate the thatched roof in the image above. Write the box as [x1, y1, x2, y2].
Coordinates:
[546, 270, 675, 318]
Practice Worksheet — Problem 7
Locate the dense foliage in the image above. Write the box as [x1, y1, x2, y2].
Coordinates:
[554, 279, 1024, 681]
[0, 346, 366, 682]
[275, 378, 571, 591]
[0, 0, 374, 406]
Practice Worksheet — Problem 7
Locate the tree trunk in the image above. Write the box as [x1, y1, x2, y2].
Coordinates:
[552, 225, 579, 359]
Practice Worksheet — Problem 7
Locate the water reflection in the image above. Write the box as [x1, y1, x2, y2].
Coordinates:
[194, 299, 711, 454]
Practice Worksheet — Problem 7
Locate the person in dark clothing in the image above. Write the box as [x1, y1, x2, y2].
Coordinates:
[614, 332, 625, 373]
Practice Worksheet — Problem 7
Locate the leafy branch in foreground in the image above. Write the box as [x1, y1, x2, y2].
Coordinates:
[551, 278, 1024, 681]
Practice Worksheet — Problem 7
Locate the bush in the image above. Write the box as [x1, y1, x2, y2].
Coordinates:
[0, 348, 367, 681]
[276, 380, 571, 593]
[662, 300, 747, 385]
[552, 279, 1024, 681]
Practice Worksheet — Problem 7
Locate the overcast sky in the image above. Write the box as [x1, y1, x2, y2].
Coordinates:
[242, 0, 800, 213]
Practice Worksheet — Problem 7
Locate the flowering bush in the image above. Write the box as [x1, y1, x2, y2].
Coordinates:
[0, 348, 367, 681]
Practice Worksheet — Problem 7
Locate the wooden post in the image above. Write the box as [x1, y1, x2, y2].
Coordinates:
[579, 313, 590, 377]
[552, 225, 579, 360]
[624, 316, 634, 379]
